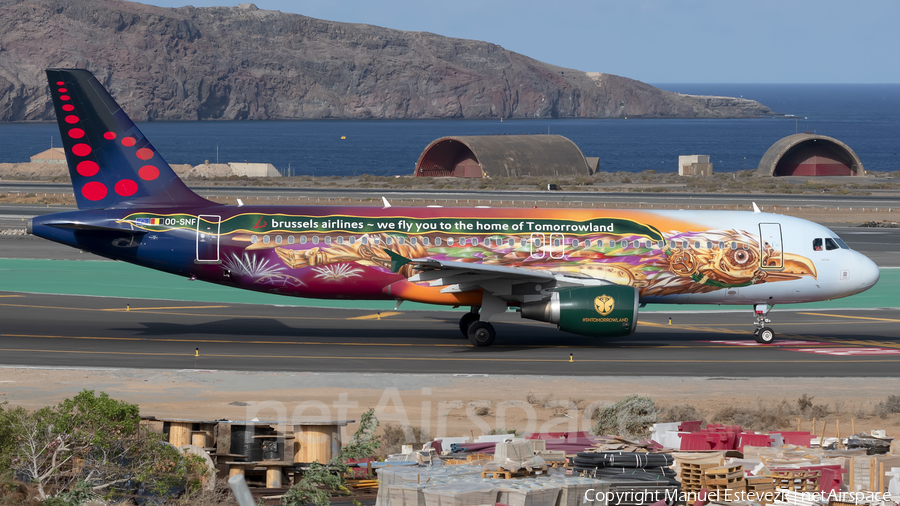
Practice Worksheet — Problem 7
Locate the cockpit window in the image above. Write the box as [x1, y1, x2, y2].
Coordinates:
[825, 238, 839, 251]
[834, 238, 850, 249]
[813, 238, 823, 251]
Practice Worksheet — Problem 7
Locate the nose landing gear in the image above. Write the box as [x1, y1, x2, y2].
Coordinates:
[753, 304, 775, 344]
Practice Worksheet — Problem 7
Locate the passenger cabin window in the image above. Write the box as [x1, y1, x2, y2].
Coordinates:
[572, 239, 580, 248]
[422, 237, 430, 246]
[361, 237, 368, 245]
[410, 237, 417, 246]
[825, 238, 840, 251]
[434, 237, 442, 246]
[446, 237, 454, 246]
[385, 237, 393, 246]
[324, 236, 331, 245]
[813, 238, 823, 251]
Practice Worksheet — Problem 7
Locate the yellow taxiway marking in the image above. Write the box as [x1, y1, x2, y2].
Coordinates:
[0, 333, 468, 347]
[348, 312, 402, 320]
[0, 302, 420, 322]
[799, 312, 900, 323]
[0, 333, 879, 350]
[2, 347, 900, 363]
[0, 295, 23, 298]
[102, 305, 229, 311]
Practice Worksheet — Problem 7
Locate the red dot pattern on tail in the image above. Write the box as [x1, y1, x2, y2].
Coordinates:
[139, 165, 160, 181]
[82, 181, 108, 201]
[115, 179, 138, 197]
[76, 161, 99, 177]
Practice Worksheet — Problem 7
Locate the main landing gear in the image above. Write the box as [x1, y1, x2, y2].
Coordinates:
[753, 303, 775, 344]
[458, 306, 496, 347]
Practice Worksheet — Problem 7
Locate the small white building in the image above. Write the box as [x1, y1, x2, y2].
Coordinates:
[678, 155, 712, 176]
[30, 147, 66, 164]
[228, 163, 281, 177]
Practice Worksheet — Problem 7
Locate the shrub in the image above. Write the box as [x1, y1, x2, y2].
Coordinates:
[712, 400, 793, 431]
[592, 395, 658, 439]
[659, 404, 702, 424]
[379, 423, 430, 456]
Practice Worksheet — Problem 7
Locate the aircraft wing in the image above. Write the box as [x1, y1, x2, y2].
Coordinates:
[384, 249, 613, 296]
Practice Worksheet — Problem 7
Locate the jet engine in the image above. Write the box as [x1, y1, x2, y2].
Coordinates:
[520, 285, 639, 337]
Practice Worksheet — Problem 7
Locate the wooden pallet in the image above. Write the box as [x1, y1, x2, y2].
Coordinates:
[481, 468, 545, 479]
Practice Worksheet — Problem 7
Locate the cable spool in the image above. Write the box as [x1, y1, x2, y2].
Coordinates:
[262, 440, 284, 461]
[231, 426, 263, 462]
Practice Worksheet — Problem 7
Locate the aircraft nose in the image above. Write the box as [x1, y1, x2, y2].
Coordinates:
[856, 252, 880, 291]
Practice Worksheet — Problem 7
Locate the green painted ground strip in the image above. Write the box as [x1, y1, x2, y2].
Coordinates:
[0, 258, 895, 313]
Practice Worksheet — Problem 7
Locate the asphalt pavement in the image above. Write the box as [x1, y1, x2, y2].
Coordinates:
[1, 292, 899, 376]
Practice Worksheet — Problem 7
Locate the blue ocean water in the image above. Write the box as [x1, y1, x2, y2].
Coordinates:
[1, 84, 898, 176]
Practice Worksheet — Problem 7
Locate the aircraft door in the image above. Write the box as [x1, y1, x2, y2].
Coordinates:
[758, 223, 783, 270]
[550, 233, 565, 259]
[196, 215, 221, 263]
[530, 233, 545, 259]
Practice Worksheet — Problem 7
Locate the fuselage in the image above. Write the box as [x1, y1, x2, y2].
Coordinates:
[29, 204, 880, 308]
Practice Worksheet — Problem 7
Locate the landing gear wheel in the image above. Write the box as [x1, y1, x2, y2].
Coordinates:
[459, 312, 480, 337]
[467, 321, 496, 347]
[755, 327, 775, 344]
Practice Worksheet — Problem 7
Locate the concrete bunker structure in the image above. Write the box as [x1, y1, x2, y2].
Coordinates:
[756, 133, 864, 177]
[413, 134, 592, 178]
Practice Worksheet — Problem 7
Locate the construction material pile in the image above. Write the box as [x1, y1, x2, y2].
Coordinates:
[573, 451, 678, 485]
[374, 466, 608, 506]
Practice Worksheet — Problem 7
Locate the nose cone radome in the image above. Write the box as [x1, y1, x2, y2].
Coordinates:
[856, 252, 880, 293]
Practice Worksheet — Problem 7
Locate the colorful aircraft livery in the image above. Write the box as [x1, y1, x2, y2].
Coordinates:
[28, 69, 880, 346]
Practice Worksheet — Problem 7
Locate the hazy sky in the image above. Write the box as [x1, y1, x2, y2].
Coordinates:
[145, 0, 898, 84]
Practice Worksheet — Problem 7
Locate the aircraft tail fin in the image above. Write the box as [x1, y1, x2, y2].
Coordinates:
[46, 68, 211, 210]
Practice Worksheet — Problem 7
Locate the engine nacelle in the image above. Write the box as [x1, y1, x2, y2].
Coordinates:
[520, 285, 639, 337]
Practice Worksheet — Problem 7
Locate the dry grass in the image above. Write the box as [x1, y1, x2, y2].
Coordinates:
[379, 423, 431, 457]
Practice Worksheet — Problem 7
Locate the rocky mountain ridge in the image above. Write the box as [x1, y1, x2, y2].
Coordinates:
[0, 0, 775, 122]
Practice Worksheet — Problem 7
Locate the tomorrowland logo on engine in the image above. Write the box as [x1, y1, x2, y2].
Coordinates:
[594, 295, 615, 316]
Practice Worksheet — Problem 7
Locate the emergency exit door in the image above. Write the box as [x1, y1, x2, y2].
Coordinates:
[758, 223, 783, 270]
[196, 215, 221, 263]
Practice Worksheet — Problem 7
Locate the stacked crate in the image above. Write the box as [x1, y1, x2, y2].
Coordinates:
[772, 470, 820, 493]
[703, 465, 746, 501]
[745, 476, 777, 505]
[679, 462, 721, 494]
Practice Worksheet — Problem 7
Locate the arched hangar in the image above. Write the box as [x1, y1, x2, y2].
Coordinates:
[414, 134, 592, 178]
[756, 133, 864, 177]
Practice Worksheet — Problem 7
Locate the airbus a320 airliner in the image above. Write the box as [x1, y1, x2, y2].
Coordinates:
[28, 69, 880, 346]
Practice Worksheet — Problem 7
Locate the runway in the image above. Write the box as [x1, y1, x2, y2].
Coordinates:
[1, 291, 899, 376]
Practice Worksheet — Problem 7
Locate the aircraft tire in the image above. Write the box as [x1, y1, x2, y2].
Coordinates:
[467, 322, 496, 347]
[755, 327, 775, 344]
[459, 312, 480, 337]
